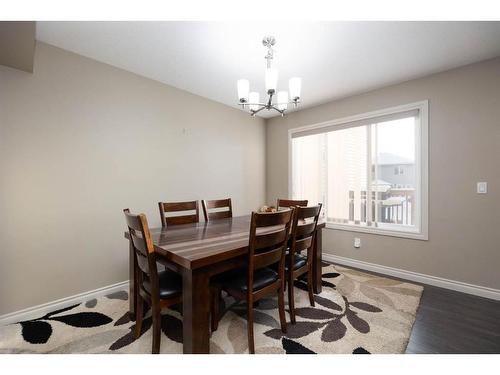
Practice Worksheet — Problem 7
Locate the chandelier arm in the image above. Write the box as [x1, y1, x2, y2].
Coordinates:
[250, 106, 267, 116]
[239, 103, 266, 107]
[270, 105, 286, 115]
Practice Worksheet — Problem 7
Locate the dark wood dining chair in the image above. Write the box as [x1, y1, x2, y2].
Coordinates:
[201, 198, 232, 222]
[158, 200, 200, 227]
[276, 198, 308, 211]
[123, 209, 182, 354]
[286, 204, 322, 324]
[210, 209, 294, 354]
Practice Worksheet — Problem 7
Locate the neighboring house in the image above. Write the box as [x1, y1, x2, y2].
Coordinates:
[376, 152, 415, 188]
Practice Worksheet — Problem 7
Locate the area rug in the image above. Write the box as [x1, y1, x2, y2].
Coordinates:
[0, 263, 423, 354]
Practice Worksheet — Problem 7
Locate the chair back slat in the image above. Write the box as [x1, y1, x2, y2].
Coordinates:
[254, 229, 288, 250]
[124, 209, 160, 297]
[130, 232, 149, 254]
[159, 200, 200, 227]
[294, 236, 314, 253]
[162, 201, 198, 211]
[205, 198, 231, 209]
[276, 198, 308, 211]
[254, 209, 294, 227]
[296, 205, 321, 219]
[253, 247, 283, 269]
[201, 198, 232, 222]
[207, 211, 231, 221]
[165, 214, 199, 226]
[135, 251, 150, 274]
[124, 212, 143, 232]
[295, 222, 317, 238]
[288, 204, 322, 269]
[246, 209, 294, 293]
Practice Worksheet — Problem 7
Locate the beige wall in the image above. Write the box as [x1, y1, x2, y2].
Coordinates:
[266, 57, 500, 290]
[0, 42, 266, 315]
[1, 42, 498, 316]
[0, 22, 36, 73]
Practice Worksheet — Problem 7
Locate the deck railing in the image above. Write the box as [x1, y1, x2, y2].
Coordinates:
[348, 188, 415, 225]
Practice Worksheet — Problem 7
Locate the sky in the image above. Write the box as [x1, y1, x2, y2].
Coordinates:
[375, 117, 416, 161]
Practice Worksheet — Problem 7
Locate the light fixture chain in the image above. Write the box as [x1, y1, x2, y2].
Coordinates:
[263, 35, 275, 68]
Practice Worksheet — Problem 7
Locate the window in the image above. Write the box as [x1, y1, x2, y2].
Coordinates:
[394, 166, 404, 175]
[289, 101, 428, 239]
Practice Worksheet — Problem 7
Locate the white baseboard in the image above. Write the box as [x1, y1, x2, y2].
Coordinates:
[3, 255, 499, 326]
[0, 280, 129, 326]
[323, 254, 500, 301]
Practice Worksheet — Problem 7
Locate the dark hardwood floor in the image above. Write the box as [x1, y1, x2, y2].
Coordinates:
[331, 262, 500, 354]
[406, 285, 500, 353]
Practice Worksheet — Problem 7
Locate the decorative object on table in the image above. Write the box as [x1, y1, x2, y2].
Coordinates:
[236, 36, 302, 117]
[276, 198, 308, 210]
[259, 205, 277, 213]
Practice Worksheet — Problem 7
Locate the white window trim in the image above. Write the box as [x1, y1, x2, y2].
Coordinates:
[288, 100, 429, 241]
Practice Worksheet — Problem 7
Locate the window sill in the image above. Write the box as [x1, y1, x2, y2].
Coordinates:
[325, 222, 428, 240]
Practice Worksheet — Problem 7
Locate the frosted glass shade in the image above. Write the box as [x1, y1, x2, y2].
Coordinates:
[265, 68, 279, 92]
[237, 79, 249, 102]
[289, 77, 302, 100]
[277, 91, 288, 110]
[249, 92, 260, 111]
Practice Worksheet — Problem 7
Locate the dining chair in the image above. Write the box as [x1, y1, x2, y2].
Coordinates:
[123, 209, 182, 354]
[286, 204, 322, 324]
[158, 200, 200, 227]
[276, 198, 308, 211]
[210, 209, 294, 354]
[201, 198, 232, 222]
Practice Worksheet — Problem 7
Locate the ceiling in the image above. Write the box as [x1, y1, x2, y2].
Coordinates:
[36, 21, 500, 118]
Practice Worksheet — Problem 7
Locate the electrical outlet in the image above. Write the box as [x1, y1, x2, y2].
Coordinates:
[354, 237, 361, 248]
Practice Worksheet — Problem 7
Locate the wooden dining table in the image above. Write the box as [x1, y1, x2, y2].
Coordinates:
[124, 214, 325, 354]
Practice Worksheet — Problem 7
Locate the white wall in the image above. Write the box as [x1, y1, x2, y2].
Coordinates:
[0, 42, 266, 315]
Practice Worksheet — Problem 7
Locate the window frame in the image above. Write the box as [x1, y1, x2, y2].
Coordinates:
[288, 100, 429, 240]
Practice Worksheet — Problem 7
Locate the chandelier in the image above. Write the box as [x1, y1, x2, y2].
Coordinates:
[237, 36, 302, 117]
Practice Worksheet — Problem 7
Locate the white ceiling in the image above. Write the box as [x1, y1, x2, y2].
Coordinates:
[36, 21, 500, 118]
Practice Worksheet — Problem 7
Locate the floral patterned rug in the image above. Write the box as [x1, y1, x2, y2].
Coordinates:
[0, 263, 423, 354]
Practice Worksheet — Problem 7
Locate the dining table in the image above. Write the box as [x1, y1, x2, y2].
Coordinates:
[124, 214, 325, 354]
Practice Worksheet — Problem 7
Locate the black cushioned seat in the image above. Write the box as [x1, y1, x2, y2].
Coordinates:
[284, 254, 307, 271]
[142, 270, 182, 299]
[214, 267, 278, 292]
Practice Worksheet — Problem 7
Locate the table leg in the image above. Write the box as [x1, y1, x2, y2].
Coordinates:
[129, 238, 137, 320]
[313, 228, 323, 294]
[182, 268, 210, 354]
